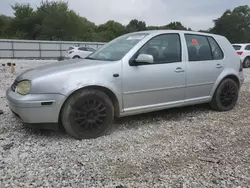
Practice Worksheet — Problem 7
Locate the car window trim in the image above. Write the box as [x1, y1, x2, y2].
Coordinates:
[184, 33, 213, 62]
[129, 33, 182, 66]
[184, 33, 224, 62]
[207, 36, 225, 60]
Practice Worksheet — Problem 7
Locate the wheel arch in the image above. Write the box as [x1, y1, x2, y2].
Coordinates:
[73, 55, 81, 59]
[243, 56, 250, 64]
[210, 73, 240, 98]
[244, 56, 250, 61]
[58, 85, 121, 124]
[223, 74, 240, 88]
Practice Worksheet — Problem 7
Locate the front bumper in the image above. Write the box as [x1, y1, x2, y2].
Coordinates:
[6, 87, 66, 124]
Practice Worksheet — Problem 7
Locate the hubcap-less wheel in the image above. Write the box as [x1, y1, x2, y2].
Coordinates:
[61, 89, 114, 140]
[219, 82, 238, 108]
[244, 58, 250, 68]
[210, 79, 239, 111]
[72, 99, 107, 133]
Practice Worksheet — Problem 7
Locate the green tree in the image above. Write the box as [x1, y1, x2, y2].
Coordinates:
[9, 3, 38, 39]
[126, 19, 147, 32]
[94, 20, 125, 42]
[0, 15, 12, 38]
[163, 22, 188, 30]
[147, 22, 189, 31]
[210, 5, 250, 43]
[0, 0, 197, 41]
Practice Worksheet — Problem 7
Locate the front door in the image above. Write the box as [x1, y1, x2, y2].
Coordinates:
[122, 33, 186, 114]
[183, 34, 225, 102]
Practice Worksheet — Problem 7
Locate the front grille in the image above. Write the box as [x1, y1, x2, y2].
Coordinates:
[11, 80, 18, 92]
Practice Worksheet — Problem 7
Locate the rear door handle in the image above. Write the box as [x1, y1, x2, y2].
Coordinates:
[175, 67, 185, 73]
[216, 64, 223, 69]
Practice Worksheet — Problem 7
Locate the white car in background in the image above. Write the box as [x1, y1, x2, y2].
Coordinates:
[232, 43, 250, 68]
[65, 46, 96, 59]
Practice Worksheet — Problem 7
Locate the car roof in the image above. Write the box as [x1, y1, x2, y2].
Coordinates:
[129, 30, 224, 38]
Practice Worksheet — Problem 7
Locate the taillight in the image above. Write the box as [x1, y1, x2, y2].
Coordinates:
[237, 51, 243, 55]
[69, 51, 73, 54]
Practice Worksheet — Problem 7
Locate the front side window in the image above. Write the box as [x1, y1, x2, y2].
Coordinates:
[185, 34, 213, 61]
[135, 33, 181, 64]
[86, 33, 149, 61]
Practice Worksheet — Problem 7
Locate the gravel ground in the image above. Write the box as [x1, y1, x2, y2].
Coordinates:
[0, 59, 250, 188]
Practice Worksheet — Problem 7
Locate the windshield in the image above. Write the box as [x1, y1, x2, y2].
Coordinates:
[233, 45, 242, 50]
[86, 33, 149, 61]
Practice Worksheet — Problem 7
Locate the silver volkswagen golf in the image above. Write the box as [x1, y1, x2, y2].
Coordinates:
[6, 30, 244, 139]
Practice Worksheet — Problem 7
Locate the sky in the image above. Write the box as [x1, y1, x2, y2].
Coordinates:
[0, 0, 250, 31]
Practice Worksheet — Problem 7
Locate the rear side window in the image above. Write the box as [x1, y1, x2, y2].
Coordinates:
[233, 45, 242, 50]
[245, 45, 250, 50]
[207, 37, 224, 60]
[68, 47, 74, 50]
[185, 34, 224, 61]
[185, 34, 213, 61]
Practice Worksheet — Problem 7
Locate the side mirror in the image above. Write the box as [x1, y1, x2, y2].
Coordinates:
[135, 54, 154, 64]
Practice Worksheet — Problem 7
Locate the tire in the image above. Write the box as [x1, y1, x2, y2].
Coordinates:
[210, 78, 239, 111]
[73, 56, 80, 59]
[243, 57, 250, 68]
[61, 89, 114, 140]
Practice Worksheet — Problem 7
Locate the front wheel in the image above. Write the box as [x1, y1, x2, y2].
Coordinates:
[210, 79, 239, 111]
[61, 89, 114, 140]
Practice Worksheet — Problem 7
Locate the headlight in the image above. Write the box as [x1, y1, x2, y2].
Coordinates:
[16, 80, 31, 95]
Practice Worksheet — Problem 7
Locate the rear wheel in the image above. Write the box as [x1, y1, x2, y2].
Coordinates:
[61, 89, 114, 140]
[243, 57, 250, 68]
[210, 79, 239, 111]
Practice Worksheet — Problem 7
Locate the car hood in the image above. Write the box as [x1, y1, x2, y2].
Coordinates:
[16, 59, 111, 81]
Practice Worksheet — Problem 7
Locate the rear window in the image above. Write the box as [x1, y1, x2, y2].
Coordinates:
[68, 47, 74, 50]
[78, 47, 87, 51]
[233, 45, 242, 50]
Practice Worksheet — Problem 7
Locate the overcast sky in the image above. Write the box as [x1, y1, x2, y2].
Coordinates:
[1, 0, 250, 30]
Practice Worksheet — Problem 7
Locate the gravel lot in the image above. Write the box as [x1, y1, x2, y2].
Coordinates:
[0, 59, 250, 188]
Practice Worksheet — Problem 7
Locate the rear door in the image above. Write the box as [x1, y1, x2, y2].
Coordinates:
[184, 34, 225, 102]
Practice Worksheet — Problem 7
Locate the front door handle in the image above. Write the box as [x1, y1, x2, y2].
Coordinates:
[216, 64, 223, 69]
[175, 67, 185, 73]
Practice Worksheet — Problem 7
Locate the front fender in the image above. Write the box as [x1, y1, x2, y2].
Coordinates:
[60, 72, 123, 116]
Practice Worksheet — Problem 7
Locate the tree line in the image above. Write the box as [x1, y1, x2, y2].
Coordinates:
[0, 0, 249, 43]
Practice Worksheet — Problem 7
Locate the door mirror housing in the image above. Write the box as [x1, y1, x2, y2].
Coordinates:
[135, 54, 154, 64]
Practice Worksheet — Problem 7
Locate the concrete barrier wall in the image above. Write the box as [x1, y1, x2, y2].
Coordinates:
[0, 39, 106, 59]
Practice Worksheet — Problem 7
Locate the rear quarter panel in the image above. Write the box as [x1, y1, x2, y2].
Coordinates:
[209, 35, 243, 96]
